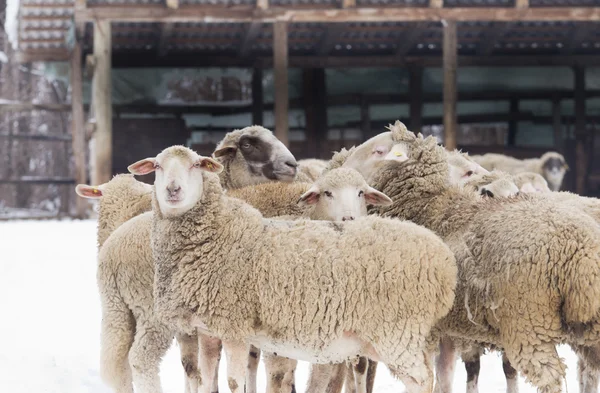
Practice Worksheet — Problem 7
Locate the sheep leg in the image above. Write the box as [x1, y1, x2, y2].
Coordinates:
[176, 332, 200, 393]
[263, 352, 298, 393]
[223, 340, 250, 393]
[247, 346, 260, 393]
[306, 363, 346, 393]
[349, 357, 369, 393]
[365, 360, 377, 393]
[198, 333, 223, 393]
[433, 338, 457, 393]
[128, 321, 172, 393]
[344, 362, 356, 393]
[99, 299, 135, 393]
[502, 353, 519, 393]
[461, 345, 482, 393]
[578, 355, 600, 393]
[503, 342, 564, 393]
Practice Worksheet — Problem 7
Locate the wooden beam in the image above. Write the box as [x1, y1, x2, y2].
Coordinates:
[240, 22, 263, 58]
[0, 99, 71, 112]
[409, 66, 423, 133]
[166, 0, 179, 9]
[75, 6, 600, 23]
[342, 0, 356, 8]
[157, 23, 175, 56]
[91, 21, 113, 186]
[70, 30, 88, 218]
[273, 21, 289, 146]
[443, 20, 457, 151]
[252, 68, 264, 125]
[507, 98, 518, 146]
[108, 53, 600, 69]
[257, 0, 269, 10]
[552, 96, 562, 153]
[430, 0, 443, 8]
[574, 65, 586, 195]
[515, 0, 529, 8]
[15, 50, 70, 63]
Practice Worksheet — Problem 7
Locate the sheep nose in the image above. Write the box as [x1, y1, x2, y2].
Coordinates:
[285, 160, 298, 169]
[167, 185, 181, 195]
[342, 216, 355, 221]
[480, 188, 494, 198]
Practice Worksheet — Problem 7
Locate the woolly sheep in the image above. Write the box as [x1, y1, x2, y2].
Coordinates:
[131, 145, 458, 393]
[512, 172, 551, 193]
[81, 126, 300, 393]
[297, 158, 329, 182]
[470, 152, 568, 191]
[463, 172, 520, 199]
[342, 121, 600, 393]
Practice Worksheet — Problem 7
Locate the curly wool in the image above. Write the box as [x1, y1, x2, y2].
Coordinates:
[151, 171, 457, 387]
[96, 174, 153, 247]
[366, 121, 600, 393]
[297, 159, 328, 182]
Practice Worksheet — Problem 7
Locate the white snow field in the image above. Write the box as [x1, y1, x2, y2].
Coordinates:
[0, 220, 582, 393]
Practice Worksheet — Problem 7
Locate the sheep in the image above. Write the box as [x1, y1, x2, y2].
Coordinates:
[213, 125, 299, 189]
[511, 172, 551, 193]
[463, 172, 520, 199]
[81, 126, 300, 393]
[75, 174, 152, 247]
[130, 145, 458, 393]
[297, 158, 329, 182]
[470, 152, 568, 191]
[340, 121, 600, 393]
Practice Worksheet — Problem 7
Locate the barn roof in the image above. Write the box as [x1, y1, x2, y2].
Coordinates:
[11, 0, 600, 66]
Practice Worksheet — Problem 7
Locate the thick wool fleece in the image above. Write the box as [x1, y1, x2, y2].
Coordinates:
[367, 122, 600, 393]
[151, 172, 457, 388]
[324, 147, 357, 173]
[96, 174, 153, 247]
[297, 159, 328, 182]
[227, 182, 311, 218]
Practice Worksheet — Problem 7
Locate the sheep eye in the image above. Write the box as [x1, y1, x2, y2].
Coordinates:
[324, 191, 333, 198]
[358, 190, 364, 197]
[193, 162, 202, 169]
[154, 163, 161, 170]
[465, 170, 474, 177]
[241, 142, 252, 149]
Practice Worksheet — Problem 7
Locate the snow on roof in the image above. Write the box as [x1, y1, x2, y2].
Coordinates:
[5, 0, 20, 50]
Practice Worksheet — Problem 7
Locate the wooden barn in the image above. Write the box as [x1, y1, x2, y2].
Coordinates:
[3, 0, 600, 217]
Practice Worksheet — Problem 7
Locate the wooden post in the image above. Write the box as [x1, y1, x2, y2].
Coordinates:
[443, 20, 458, 150]
[507, 98, 518, 146]
[273, 21, 289, 146]
[302, 68, 327, 158]
[252, 68, 264, 125]
[552, 96, 562, 153]
[92, 21, 112, 185]
[574, 65, 587, 195]
[409, 66, 423, 133]
[70, 30, 88, 218]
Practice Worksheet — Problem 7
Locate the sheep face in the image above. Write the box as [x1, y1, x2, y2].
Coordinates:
[514, 172, 550, 194]
[541, 153, 568, 191]
[298, 168, 392, 221]
[128, 146, 223, 217]
[447, 152, 489, 186]
[342, 132, 409, 182]
[75, 174, 151, 200]
[213, 126, 298, 185]
[477, 178, 520, 199]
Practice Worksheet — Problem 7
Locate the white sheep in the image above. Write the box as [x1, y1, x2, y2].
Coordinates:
[77, 125, 300, 393]
[470, 152, 568, 191]
[130, 145, 457, 393]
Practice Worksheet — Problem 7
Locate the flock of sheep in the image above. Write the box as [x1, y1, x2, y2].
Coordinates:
[75, 121, 600, 393]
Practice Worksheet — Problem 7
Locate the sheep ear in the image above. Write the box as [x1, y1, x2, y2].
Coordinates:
[297, 185, 320, 206]
[383, 144, 408, 163]
[364, 186, 393, 206]
[128, 158, 156, 175]
[213, 145, 237, 158]
[75, 184, 104, 199]
[197, 157, 224, 174]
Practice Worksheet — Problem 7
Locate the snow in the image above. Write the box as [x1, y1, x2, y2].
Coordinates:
[0, 220, 583, 393]
[5, 0, 19, 50]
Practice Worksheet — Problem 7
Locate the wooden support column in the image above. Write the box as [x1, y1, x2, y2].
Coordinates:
[273, 21, 289, 146]
[507, 98, 518, 146]
[302, 68, 327, 158]
[443, 20, 458, 150]
[409, 66, 423, 132]
[252, 68, 264, 125]
[552, 96, 563, 152]
[574, 65, 587, 195]
[70, 30, 88, 217]
[92, 20, 112, 185]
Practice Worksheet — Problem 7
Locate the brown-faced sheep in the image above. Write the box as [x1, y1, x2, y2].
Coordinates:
[132, 145, 457, 393]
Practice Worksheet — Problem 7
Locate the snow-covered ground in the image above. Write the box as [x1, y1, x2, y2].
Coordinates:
[0, 220, 582, 393]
